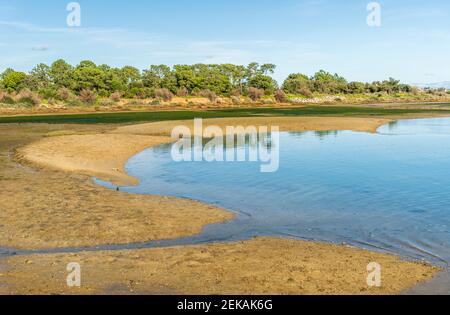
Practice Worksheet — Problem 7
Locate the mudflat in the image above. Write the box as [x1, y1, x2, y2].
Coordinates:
[2, 238, 438, 295]
[0, 124, 232, 250]
[0, 116, 440, 294]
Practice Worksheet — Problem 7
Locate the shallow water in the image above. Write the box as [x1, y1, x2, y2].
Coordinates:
[104, 118, 450, 267]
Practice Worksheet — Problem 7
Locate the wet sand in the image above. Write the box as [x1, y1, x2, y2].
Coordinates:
[18, 134, 174, 186]
[0, 117, 441, 294]
[0, 124, 233, 250]
[2, 238, 438, 295]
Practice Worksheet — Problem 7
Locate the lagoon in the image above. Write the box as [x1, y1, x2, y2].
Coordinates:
[118, 118, 450, 267]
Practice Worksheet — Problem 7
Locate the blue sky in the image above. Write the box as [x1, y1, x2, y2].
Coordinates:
[0, 0, 449, 83]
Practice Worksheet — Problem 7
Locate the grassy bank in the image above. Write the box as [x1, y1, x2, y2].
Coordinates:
[2, 105, 450, 124]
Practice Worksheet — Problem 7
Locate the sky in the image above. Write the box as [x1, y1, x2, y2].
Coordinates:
[0, 0, 449, 84]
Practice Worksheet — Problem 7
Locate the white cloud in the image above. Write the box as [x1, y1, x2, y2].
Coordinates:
[32, 44, 50, 51]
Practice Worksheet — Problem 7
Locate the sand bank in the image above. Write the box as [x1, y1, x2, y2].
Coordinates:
[3, 237, 438, 295]
[18, 134, 173, 186]
[113, 116, 392, 136]
[0, 124, 232, 250]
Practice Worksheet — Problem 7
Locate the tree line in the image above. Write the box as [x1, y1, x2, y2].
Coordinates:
[0, 60, 417, 103]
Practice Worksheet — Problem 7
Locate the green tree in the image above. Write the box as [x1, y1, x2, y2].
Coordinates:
[247, 73, 278, 93]
[380, 78, 401, 94]
[1, 69, 27, 91]
[173, 65, 202, 92]
[219, 64, 247, 94]
[260, 63, 276, 75]
[120, 66, 141, 86]
[25, 63, 52, 91]
[143, 65, 176, 92]
[195, 64, 232, 94]
[246, 62, 260, 77]
[103, 68, 126, 93]
[49, 59, 74, 89]
[347, 81, 366, 94]
[282, 73, 311, 94]
[72, 61, 108, 92]
[312, 70, 347, 93]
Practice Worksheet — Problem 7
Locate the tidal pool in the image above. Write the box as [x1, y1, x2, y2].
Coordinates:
[114, 118, 450, 267]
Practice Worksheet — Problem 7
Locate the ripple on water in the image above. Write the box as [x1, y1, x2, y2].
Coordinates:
[94, 118, 450, 268]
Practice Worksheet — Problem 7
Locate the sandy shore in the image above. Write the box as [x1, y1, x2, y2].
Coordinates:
[0, 116, 440, 294]
[0, 124, 233, 250]
[2, 238, 439, 295]
[18, 134, 174, 186]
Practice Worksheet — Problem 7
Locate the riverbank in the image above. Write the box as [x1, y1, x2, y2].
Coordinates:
[0, 115, 443, 294]
[1, 97, 450, 117]
[3, 104, 450, 124]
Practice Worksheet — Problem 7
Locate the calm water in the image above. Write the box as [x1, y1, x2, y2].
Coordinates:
[115, 118, 450, 266]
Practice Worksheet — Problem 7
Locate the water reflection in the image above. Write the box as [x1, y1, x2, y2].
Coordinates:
[288, 130, 341, 140]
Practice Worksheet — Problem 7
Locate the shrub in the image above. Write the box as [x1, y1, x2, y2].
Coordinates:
[99, 99, 115, 107]
[155, 88, 174, 102]
[98, 89, 110, 98]
[67, 98, 83, 107]
[126, 87, 144, 99]
[134, 88, 149, 99]
[262, 98, 275, 105]
[248, 87, 264, 101]
[231, 89, 242, 97]
[231, 96, 241, 105]
[125, 87, 151, 99]
[126, 100, 142, 106]
[38, 87, 57, 99]
[15, 89, 41, 106]
[110, 91, 123, 102]
[0, 91, 15, 104]
[78, 89, 97, 105]
[200, 89, 217, 103]
[298, 87, 313, 98]
[176, 87, 189, 97]
[2, 95, 16, 105]
[274, 89, 288, 103]
[191, 87, 201, 96]
[56, 87, 71, 101]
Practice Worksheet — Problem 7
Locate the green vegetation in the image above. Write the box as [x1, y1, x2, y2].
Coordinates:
[0, 61, 279, 101]
[2, 60, 448, 108]
[1, 105, 450, 124]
